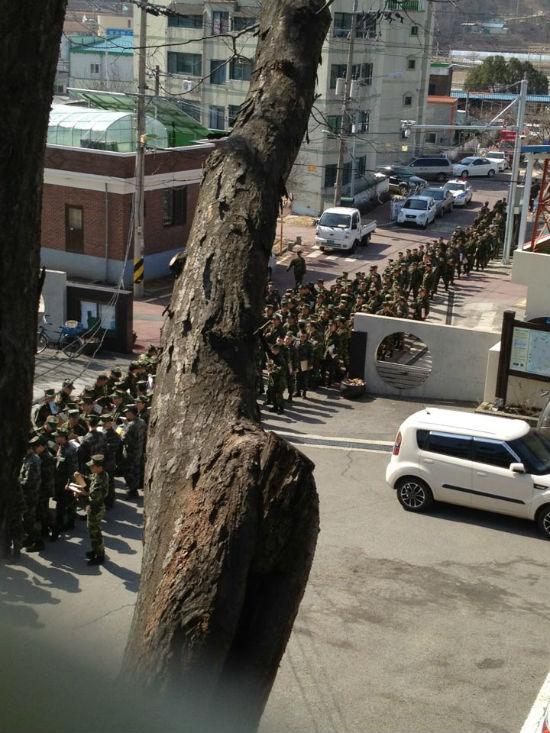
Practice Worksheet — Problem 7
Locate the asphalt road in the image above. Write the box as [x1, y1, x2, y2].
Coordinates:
[259, 419, 550, 733]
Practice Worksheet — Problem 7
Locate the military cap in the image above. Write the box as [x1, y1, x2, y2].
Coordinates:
[129, 361, 141, 370]
[53, 428, 69, 438]
[88, 414, 100, 426]
[137, 380, 148, 388]
[135, 396, 148, 405]
[96, 374, 108, 381]
[46, 415, 59, 425]
[30, 435, 46, 446]
[385, 294, 393, 301]
[68, 409, 80, 418]
[62, 379, 74, 388]
[110, 368, 122, 377]
[67, 402, 78, 410]
[44, 388, 55, 398]
[317, 279, 324, 283]
[295, 247, 302, 254]
[82, 385, 95, 394]
[86, 454, 104, 468]
[124, 404, 138, 413]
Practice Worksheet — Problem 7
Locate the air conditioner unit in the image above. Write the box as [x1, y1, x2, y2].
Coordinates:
[182, 79, 195, 92]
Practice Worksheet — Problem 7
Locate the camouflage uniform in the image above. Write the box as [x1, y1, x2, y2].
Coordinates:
[78, 427, 106, 474]
[54, 440, 78, 531]
[84, 469, 108, 559]
[20, 451, 42, 547]
[37, 448, 56, 536]
[122, 415, 147, 496]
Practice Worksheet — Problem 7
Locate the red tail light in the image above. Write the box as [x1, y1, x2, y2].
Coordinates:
[393, 431, 402, 455]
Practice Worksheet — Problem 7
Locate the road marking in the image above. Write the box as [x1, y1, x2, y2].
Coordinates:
[273, 430, 393, 453]
[306, 252, 321, 259]
[344, 258, 357, 262]
[520, 668, 550, 733]
[325, 256, 337, 260]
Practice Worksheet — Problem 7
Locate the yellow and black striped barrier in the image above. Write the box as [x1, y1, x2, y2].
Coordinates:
[134, 258, 144, 284]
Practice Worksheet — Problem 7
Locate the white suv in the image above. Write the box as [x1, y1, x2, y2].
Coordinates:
[385, 408, 550, 538]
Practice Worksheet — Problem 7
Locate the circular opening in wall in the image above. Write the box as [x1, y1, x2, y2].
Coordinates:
[375, 332, 432, 389]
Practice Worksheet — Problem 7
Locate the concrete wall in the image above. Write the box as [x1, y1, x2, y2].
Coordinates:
[354, 312, 499, 402]
[511, 250, 550, 320]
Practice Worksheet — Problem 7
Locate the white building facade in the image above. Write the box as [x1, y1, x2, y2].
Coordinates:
[137, 0, 434, 215]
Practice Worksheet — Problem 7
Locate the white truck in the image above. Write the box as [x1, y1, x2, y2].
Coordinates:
[315, 207, 376, 253]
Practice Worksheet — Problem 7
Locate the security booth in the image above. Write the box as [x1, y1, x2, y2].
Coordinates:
[66, 281, 134, 353]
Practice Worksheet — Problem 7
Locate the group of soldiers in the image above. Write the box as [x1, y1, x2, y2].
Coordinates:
[4, 348, 158, 565]
[259, 199, 507, 408]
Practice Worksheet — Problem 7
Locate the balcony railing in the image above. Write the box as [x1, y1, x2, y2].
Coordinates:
[387, 0, 426, 10]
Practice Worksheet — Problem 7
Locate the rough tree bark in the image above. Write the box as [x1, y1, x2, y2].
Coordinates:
[0, 3, 67, 541]
[122, 1, 331, 729]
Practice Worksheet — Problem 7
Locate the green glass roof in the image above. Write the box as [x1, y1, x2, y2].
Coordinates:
[69, 89, 212, 148]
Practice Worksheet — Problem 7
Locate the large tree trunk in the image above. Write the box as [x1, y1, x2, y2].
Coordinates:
[123, 0, 331, 728]
[0, 3, 67, 540]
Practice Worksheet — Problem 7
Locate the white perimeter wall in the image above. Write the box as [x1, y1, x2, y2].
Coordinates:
[354, 313, 499, 402]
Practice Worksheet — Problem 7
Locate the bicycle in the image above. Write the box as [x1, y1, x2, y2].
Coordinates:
[36, 315, 86, 358]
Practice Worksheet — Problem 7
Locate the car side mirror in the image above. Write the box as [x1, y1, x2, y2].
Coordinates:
[510, 462, 525, 474]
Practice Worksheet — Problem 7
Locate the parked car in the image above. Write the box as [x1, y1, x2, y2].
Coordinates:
[485, 150, 510, 171]
[452, 156, 499, 178]
[443, 179, 473, 207]
[422, 186, 454, 217]
[408, 156, 453, 182]
[396, 195, 437, 229]
[386, 408, 550, 538]
[315, 207, 376, 253]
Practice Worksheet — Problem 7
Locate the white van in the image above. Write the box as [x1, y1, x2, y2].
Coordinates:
[385, 408, 550, 538]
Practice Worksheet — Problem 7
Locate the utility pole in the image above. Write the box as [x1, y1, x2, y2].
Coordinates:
[133, 4, 147, 298]
[333, 0, 357, 207]
[502, 77, 528, 265]
[155, 65, 160, 96]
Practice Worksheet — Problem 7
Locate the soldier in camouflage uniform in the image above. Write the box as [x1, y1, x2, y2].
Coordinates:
[266, 345, 287, 414]
[54, 379, 75, 414]
[122, 405, 147, 498]
[33, 388, 57, 429]
[75, 454, 108, 565]
[33, 436, 56, 539]
[77, 414, 106, 474]
[99, 414, 121, 509]
[52, 428, 78, 534]
[21, 439, 43, 552]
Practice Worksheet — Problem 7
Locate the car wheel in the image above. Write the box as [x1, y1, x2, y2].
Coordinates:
[396, 477, 434, 512]
[460, 171, 469, 179]
[487, 169, 495, 177]
[536, 505, 550, 539]
[351, 239, 359, 254]
[361, 233, 371, 246]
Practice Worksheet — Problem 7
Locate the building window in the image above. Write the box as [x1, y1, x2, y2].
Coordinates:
[163, 187, 187, 227]
[209, 104, 225, 129]
[404, 95, 413, 106]
[90, 63, 100, 74]
[232, 16, 256, 31]
[428, 82, 436, 94]
[167, 52, 202, 76]
[228, 104, 241, 127]
[388, 0, 423, 9]
[324, 164, 337, 189]
[357, 110, 370, 132]
[408, 58, 416, 70]
[356, 156, 366, 176]
[209, 60, 226, 85]
[410, 25, 419, 36]
[333, 12, 376, 38]
[168, 14, 203, 28]
[212, 10, 230, 34]
[229, 57, 252, 82]
[65, 205, 84, 252]
[330, 62, 373, 89]
[327, 115, 342, 135]
[426, 133, 437, 144]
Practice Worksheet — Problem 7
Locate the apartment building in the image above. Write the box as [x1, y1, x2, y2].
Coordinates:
[138, 0, 434, 215]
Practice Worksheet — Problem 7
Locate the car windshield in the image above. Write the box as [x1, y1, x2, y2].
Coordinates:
[446, 182, 465, 192]
[508, 430, 550, 475]
[488, 152, 504, 158]
[405, 199, 427, 210]
[425, 190, 444, 200]
[319, 213, 351, 228]
[459, 158, 475, 165]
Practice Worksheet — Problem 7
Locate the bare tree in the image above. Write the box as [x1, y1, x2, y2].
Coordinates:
[122, 0, 331, 729]
[0, 2, 67, 545]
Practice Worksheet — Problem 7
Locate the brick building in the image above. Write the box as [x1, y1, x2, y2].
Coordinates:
[41, 141, 217, 285]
